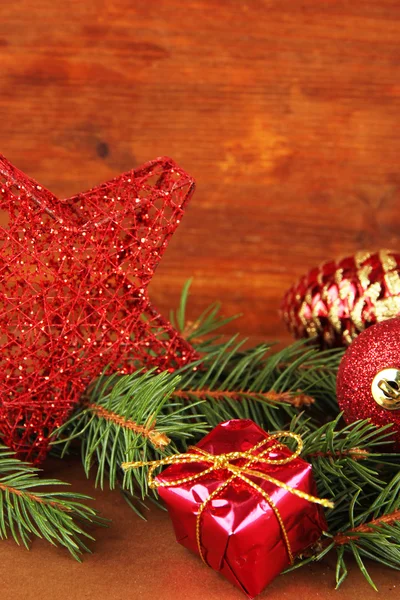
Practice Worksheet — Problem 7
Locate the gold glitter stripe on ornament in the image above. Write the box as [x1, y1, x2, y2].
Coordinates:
[311, 310, 322, 333]
[122, 432, 334, 567]
[338, 277, 354, 302]
[309, 285, 323, 337]
[357, 264, 373, 291]
[299, 299, 318, 337]
[365, 282, 382, 303]
[380, 249, 400, 296]
[298, 301, 308, 328]
[305, 288, 314, 307]
[350, 282, 382, 331]
[355, 250, 371, 269]
[342, 328, 353, 345]
[375, 296, 400, 321]
[350, 298, 367, 332]
[334, 267, 344, 285]
[328, 298, 342, 334]
[380, 249, 397, 271]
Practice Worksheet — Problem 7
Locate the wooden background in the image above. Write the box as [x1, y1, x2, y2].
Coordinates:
[1, 2, 400, 598]
[2, 1, 400, 344]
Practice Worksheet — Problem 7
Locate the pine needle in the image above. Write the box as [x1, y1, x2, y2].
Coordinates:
[0, 445, 103, 560]
[49, 280, 400, 588]
[53, 369, 207, 514]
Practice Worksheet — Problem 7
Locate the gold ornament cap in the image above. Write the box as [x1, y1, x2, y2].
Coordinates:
[371, 368, 400, 410]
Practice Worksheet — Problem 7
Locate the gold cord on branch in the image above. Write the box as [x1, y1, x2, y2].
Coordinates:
[87, 404, 170, 449]
[122, 431, 334, 566]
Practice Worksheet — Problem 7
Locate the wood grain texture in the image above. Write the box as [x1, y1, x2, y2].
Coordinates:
[1, 1, 400, 343]
[1, 4, 400, 596]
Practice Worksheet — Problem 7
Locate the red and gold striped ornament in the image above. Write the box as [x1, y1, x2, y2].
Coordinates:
[281, 250, 400, 349]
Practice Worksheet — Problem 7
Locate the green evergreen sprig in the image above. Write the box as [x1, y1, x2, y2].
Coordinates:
[169, 278, 241, 351]
[53, 370, 207, 513]
[0, 445, 102, 560]
[7, 280, 398, 590]
[174, 336, 341, 430]
[286, 416, 400, 588]
[54, 337, 342, 512]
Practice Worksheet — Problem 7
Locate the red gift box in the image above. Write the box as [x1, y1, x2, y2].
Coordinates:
[154, 419, 330, 598]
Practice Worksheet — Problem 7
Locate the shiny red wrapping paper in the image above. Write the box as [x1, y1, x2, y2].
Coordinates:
[157, 420, 328, 599]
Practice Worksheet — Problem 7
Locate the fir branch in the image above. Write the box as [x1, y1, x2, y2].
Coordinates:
[51, 283, 400, 589]
[169, 279, 241, 350]
[172, 388, 315, 408]
[319, 475, 400, 590]
[53, 370, 207, 514]
[0, 445, 101, 560]
[169, 280, 341, 425]
[307, 448, 370, 460]
[53, 337, 342, 514]
[301, 416, 398, 498]
[86, 402, 171, 449]
[334, 509, 400, 545]
[173, 337, 341, 431]
[285, 417, 400, 589]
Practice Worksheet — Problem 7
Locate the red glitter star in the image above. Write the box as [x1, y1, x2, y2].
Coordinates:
[0, 154, 198, 462]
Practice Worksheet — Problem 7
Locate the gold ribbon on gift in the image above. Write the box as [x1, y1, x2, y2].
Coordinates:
[122, 431, 334, 566]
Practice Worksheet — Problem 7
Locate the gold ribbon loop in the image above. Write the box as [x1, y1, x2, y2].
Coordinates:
[122, 431, 333, 566]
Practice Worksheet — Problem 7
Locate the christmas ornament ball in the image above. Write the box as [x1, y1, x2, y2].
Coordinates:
[281, 249, 400, 349]
[337, 317, 400, 448]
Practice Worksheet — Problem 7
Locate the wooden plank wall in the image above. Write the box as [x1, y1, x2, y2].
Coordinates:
[1, 1, 400, 344]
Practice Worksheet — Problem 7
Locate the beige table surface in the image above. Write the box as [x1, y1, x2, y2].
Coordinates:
[0, 456, 399, 600]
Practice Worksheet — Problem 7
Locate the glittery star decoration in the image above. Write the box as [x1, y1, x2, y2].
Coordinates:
[0, 154, 198, 462]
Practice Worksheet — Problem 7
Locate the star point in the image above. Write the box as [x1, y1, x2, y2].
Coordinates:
[0, 154, 198, 462]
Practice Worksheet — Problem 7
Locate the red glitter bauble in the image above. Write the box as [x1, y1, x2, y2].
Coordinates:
[337, 317, 400, 449]
[281, 250, 400, 348]
[0, 154, 198, 463]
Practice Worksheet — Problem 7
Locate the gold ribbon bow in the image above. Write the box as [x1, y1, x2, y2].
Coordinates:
[122, 431, 333, 566]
